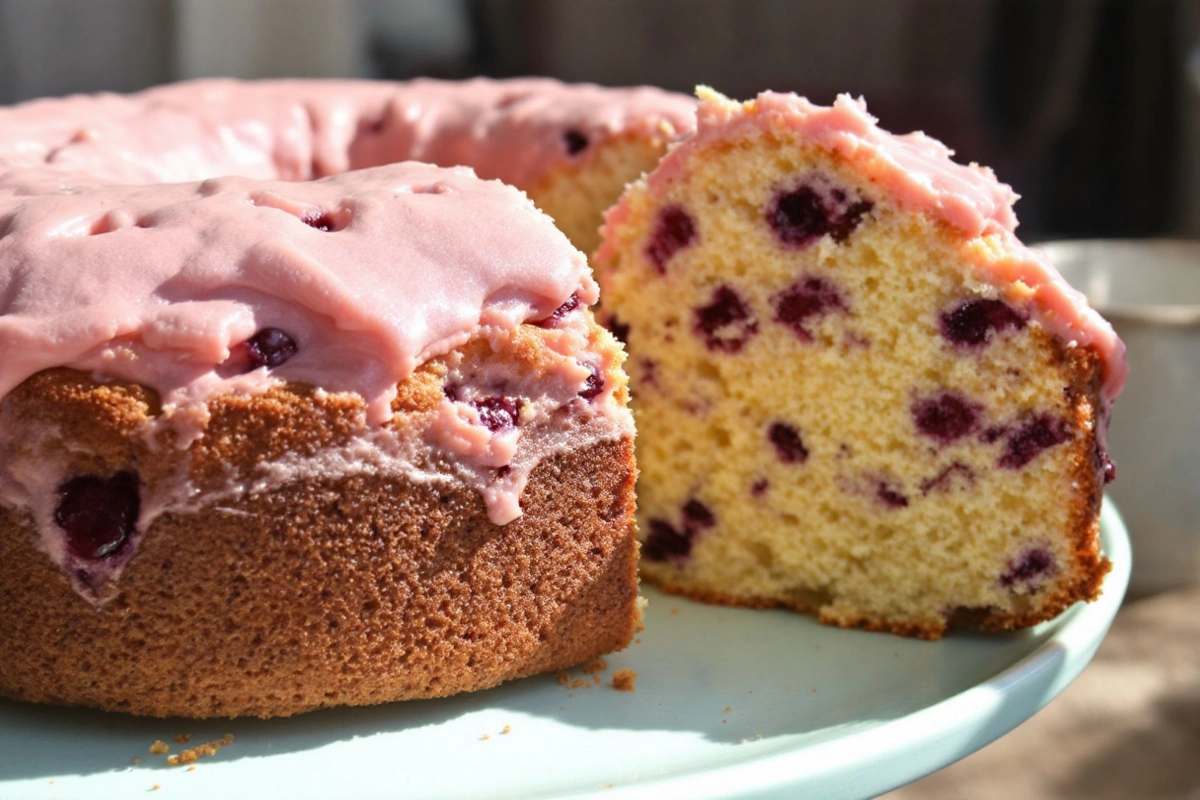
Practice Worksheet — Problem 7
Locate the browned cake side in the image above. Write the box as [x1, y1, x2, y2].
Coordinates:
[0, 321, 639, 718]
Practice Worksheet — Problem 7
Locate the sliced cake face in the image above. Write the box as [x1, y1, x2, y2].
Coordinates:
[600, 118, 1112, 637]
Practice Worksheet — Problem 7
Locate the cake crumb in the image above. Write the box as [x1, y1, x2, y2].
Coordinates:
[174, 733, 193, 744]
[166, 733, 234, 766]
[601, 783, 614, 789]
[149, 740, 169, 755]
[132, 757, 141, 765]
[724, 706, 732, 712]
[151, 784, 161, 791]
[570, 678, 588, 689]
[501, 725, 512, 735]
[187, 766, 196, 772]
[634, 637, 642, 644]
[612, 669, 637, 691]
[557, 672, 570, 685]
[480, 733, 490, 741]
[669, 608, 679, 616]
[582, 658, 608, 674]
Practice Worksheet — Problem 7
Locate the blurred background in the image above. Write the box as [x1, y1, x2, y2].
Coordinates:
[0, 0, 1197, 242]
[1, 1, 1197, 797]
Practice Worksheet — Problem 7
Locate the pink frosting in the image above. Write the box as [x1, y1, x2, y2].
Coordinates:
[0, 77, 696, 428]
[0, 77, 686, 591]
[0, 77, 697, 189]
[601, 89, 1127, 404]
[0, 164, 594, 432]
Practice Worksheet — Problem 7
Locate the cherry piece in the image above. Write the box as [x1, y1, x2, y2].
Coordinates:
[772, 276, 847, 342]
[242, 328, 298, 370]
[767, 180, 873, 248]
[55, 471, 140, 560]
[645, 205, 697, 272]
[579, 363, 605, 400]
[301, 210, 340, 232]
[472, 397, 520, 432]
[999, 415, 1071, 469]
[641, 519, 693, 562]
[876, 482, 909, 509]
[769, 422, 809, 464]
[912, 392, 982, 444]
[606, 315, 631, 343]
[940, 299, 1026, 347]
[536, 294, 580, 328]
[563, 129, 589, 156]
[694, 286, 758, 353]
[681, 499, 715, 529]
[1000, 546, 1055, 587]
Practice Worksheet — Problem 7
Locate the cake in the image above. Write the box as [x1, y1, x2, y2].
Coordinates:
[595, 90, 1127, 638]
[0, 132, 640, 714]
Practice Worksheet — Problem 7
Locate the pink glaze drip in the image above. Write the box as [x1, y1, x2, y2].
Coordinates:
[600, 89, 1127, 405]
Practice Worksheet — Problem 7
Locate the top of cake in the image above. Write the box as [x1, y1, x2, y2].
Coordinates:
[0, 77, 698, 187]
[0, 77, 692, 436]
[601, 88, 1128, 405]
[0, 163, 594, 439]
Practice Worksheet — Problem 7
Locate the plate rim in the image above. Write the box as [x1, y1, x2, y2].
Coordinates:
[573, 497, 1132, 800]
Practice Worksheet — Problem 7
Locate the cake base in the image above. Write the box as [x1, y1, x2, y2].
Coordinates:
[0, 438, 638, 719]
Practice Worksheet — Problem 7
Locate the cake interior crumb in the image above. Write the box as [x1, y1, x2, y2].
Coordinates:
[148, 740, 169, 755]
[174, 733, 193, 744]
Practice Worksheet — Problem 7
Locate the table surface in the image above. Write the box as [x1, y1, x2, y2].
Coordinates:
[883, 585, 1200, 800]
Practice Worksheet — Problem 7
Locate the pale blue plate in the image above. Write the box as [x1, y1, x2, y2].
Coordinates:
[0, 499, 1130, 800]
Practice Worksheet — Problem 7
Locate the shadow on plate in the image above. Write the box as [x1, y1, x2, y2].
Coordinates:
[0, 589, 1069, 783]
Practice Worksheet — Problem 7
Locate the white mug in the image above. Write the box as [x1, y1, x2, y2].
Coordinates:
[1042, 239, 1200, 597]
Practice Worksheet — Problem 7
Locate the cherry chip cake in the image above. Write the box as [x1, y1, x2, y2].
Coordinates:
[0, 91, 646, 716]
[596, 89, 1127, 638]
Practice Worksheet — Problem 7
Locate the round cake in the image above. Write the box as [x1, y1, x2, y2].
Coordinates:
[0, 79, 680, 717]
[595, 89, 1127, 638]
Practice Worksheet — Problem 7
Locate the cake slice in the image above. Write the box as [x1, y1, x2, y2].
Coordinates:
[596, 89, 1126, 638]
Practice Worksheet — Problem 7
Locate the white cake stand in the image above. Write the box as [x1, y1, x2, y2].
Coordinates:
[0, 499, 1129, 800]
